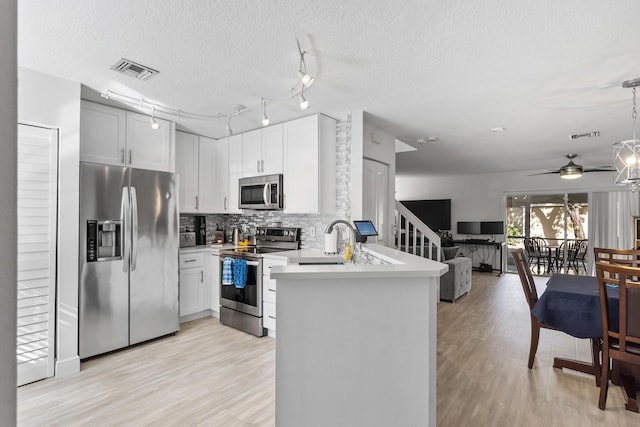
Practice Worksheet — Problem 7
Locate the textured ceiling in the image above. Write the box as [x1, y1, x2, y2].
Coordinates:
[17, 0, 640, 177]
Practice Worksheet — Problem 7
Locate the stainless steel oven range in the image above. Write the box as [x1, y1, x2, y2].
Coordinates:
[219, 226, 300, 336]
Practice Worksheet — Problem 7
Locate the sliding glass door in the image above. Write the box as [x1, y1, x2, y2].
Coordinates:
[506, 193, 588, 275]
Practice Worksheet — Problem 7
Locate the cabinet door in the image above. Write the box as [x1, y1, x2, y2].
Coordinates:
[175, 131, 199, 213]
[208, 252, 220, 315]
[197, 136, 217, 213]
[80, 100, 126, 166]
[262, 124, 284, 175]
[126, 111, 174, 172]
[228, 135, 243, 213]
[213, 138, 229, 213]
[283, 115, 319, 213]
[179, 268, 203, 318]
[242, 129, 263, 176]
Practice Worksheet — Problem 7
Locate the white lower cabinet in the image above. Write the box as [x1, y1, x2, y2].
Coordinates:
[179, 250, 219, 322]
[179, 252, 204, 319]
[262, 257, 286, 334]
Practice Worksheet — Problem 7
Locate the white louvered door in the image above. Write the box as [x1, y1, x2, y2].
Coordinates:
[17, 124, 58, 386]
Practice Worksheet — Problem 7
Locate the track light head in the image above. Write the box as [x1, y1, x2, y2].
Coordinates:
[261, 99, 270, 126]
[297, 70, 314, 87]
[299, 94, 309, 110]
[150, 107, 160, 130]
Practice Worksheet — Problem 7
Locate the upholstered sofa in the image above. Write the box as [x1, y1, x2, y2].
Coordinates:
[439, 247, 472, 302]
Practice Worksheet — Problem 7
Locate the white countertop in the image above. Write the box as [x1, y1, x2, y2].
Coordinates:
[270, 243, 448, 279]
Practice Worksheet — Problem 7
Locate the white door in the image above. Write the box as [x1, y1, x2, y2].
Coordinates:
[363, 159, 388, 245]
[17, 124, 58, 386]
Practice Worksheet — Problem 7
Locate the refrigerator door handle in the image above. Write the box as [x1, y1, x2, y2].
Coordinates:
[131, 186, 139, 271]
[121, 187, 130, 272]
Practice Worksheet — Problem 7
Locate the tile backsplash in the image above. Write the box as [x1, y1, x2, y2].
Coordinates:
[180, 114, 352, 249]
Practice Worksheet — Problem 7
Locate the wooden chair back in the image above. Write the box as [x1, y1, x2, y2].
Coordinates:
[594, 262, 640, 355]
[594, 247, 640, 267]
[512, 248, 538, 310]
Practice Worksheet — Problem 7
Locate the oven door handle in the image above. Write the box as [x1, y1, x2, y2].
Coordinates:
[219, 257, 261, 267]
[263, 183, 270, 207]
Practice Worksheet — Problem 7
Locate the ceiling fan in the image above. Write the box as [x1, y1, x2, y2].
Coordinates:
[530, 154, 615, 180]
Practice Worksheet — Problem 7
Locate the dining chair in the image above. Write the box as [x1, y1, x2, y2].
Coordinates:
[512, 248, 557, 368]
[556, 240, 582, 274]
[523, 238, 545, 274]
[594, 247, 640, 267]
[575, 240, 588, 274]
[594, 262, 640, 411]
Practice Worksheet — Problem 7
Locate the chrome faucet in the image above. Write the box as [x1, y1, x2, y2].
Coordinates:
[325, 219, 355, 238]
[325, 220, 356, 252]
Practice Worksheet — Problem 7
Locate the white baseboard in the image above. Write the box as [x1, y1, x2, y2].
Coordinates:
[55, 355, 80, 377]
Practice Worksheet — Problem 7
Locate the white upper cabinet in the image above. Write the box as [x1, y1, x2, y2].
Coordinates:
[80, 101, 126, 166]
[126, 111, 174, 172]
[80, 100, 175, 172]
[210, 138, 229, 213]
[175, 131, 199, 213]
[283, 115, 336, 214]
[241, 124, 283, 177]
[197, 136, 217, 213]
[262, 124, 284, 175]
[242, 129, 262, 176]
[227, 135, 243, 214]
[175, 131, 220, 214]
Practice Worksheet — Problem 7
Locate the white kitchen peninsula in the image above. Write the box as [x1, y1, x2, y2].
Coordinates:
[271, 244, 447, 427]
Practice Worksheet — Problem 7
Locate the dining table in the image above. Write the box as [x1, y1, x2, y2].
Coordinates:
[532, 273, 638, 412]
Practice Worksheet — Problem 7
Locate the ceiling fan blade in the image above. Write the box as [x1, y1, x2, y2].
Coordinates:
[528, 170, 560, 176]
[583, 167, 615, 173]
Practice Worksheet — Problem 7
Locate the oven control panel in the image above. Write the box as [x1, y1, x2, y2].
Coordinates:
[256, 226, 300, 242]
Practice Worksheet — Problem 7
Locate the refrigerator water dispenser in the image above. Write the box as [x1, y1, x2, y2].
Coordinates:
[86, 219, 122, 261]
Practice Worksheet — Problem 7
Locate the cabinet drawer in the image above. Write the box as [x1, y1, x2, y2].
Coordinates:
[263, 301, 276, 330]
[263, 281, 277, 303]
[179, 252, 204, 269]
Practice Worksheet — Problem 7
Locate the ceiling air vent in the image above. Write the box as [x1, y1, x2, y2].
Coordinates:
[110, 58, 158, 81]
[569, 130, 600, 140]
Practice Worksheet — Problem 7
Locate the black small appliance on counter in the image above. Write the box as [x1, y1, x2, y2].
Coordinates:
[194, 215, 206, 245]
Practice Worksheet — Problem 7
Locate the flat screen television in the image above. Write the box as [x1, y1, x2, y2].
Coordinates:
[481, 221, 504, 235]
[457, 221, 481, 235]
[400, 199, 451, 231]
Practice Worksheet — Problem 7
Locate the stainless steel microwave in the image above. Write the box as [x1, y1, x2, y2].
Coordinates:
[238, 174, 283, 210]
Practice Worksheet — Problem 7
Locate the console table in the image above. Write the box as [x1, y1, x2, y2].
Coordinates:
[451, 240, 505, 276]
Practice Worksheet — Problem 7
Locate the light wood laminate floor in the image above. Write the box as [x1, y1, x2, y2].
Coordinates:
[18, 272, 640, 426]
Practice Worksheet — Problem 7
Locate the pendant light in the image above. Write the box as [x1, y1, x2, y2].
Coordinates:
[613, 78, 640, 191]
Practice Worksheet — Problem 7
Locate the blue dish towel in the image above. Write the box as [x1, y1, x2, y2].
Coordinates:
[233, 259, 248, 289]
[222, 257, 234, 285]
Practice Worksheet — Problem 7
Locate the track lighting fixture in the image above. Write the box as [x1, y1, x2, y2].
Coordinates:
[261, 99, 270, 127]
[299, 86, 310, 110]
[296, 38, 314, 87]
[150, 107, 160, 130]
[101, 38, 317, 137]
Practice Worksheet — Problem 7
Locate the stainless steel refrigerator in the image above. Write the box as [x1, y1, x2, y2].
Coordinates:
[79, 162, 179, 359]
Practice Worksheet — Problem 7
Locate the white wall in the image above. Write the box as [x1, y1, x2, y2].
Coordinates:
[396, 169, 620, 239]
[0, 1, 17, 423]
[18, 68, 81, 376]
[349, 111, 397, 246]
[362, 118, 396, 246]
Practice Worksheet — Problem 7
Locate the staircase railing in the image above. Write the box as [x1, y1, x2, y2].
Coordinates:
[394, 200, 441, 261]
